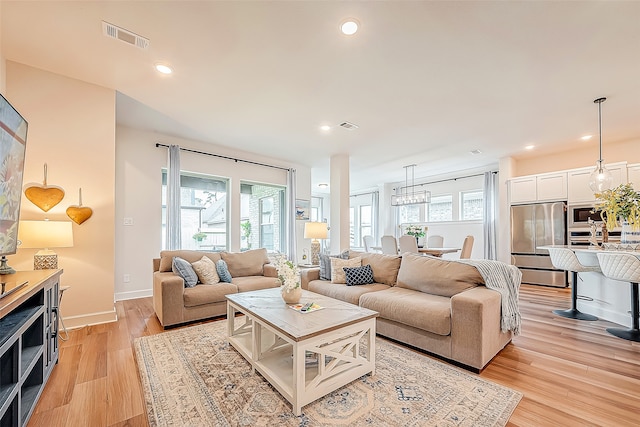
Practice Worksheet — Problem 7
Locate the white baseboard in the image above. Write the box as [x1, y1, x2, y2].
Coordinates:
[115, 289, 153, 301]
[61, 309, 118, 330]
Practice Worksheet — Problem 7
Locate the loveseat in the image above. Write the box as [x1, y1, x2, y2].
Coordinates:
[152, 248, 280, 327]
[300, 251, 516, 371]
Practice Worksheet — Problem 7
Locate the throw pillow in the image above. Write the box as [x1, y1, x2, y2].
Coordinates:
[344, 264, 374, 286]
[216, 259, 233, 283]
[319, 250, 349, 280]
[172, 256, 198, 287]
[330, 256, 361, 284]
[191, 256, 220, 285]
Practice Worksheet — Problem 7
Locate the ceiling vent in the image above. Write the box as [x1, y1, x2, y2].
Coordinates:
[102, 21, 149, 50]
[339, 121, 359, 130]
[470, 149, 482, 155]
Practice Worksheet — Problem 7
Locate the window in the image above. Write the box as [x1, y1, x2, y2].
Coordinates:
[428, 194, 453, 222]
[162, 171, 228, 251]
[350, 192, 379, 248]
[461, 190, 483, 220]
[359, 205, 372, 246]
[240, 182, 285, 252]
[398, 204, 422, 223]
[349, 207, 355, 246]
[311, 196, 324, 222]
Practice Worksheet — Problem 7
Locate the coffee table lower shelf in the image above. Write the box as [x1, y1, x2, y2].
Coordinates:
[227, 302, 376, 416]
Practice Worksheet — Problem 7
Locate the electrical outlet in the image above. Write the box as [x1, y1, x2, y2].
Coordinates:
[123, 274, 130, 283]
[123, 217, 134, 226]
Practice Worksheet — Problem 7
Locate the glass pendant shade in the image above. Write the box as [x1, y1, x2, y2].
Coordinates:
[589, 160, 613, 192]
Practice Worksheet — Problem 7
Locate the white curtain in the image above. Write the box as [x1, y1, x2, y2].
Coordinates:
[286, 168, 297, 262]
[371, 191, 380, 243]
[166, 145, 182, 250]
[483, 171, 498, 260]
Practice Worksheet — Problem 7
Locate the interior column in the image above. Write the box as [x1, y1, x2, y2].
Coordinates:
[330, 154, 350, 253]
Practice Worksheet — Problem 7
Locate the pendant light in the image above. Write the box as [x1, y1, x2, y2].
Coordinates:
[588, 97, 613, 192]
[391, 164, 430, 206]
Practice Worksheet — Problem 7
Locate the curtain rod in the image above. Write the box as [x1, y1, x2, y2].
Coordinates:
[350, 190, 379, 198]
[394, 171, 497, 191]
[155, 143, 291, 172]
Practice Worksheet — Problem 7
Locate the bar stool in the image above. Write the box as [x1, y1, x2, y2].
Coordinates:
[547, 247, 599, 321]
[596, 252, 640, 342]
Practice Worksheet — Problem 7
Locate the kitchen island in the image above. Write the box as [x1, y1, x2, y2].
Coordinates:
[539, 246, 639, 328]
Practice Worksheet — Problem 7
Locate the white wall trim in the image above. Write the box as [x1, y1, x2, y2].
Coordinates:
[61, 309, 117, 330]
[115, 289, 153, 301]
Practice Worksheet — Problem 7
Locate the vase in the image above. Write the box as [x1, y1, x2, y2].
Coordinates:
[281, 286, 302, 304]
[620, 220, 640, 244]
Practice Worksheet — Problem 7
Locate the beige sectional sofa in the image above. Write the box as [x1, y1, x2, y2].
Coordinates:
[301, 251, 515, 371]
[152, 248, 280, 327]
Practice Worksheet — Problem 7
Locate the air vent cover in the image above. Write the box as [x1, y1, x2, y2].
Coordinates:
[339, 121, 359, 130]
[102, 21, 149, 50]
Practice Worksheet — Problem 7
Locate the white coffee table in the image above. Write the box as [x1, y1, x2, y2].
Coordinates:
[226, 287, 378, 415]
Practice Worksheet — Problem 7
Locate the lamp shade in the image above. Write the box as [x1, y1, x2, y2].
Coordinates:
[18, 220, 74, 249]
[304, 222, 328, 240]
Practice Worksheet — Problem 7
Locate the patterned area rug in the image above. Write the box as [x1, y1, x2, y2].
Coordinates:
[134, 320, 521, 427]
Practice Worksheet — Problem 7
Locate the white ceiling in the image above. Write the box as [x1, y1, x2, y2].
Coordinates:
[2, 1, 640, 191]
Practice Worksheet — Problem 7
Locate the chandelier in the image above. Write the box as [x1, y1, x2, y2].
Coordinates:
[391, 164, 431, 206]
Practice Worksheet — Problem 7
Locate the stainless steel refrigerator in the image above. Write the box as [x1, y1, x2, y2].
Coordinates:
[510, 202, 567, 287]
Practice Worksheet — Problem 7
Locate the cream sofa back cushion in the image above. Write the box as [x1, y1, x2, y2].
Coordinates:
[220, 248, 269, 277]
[397, 253, 482, 297]
[349, 251, 401, 286]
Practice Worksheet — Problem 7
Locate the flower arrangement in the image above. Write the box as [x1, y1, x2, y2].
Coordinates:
[594, 183, 640, 231]
[404, 224, 426, 238]
[272, 254, 301, 292]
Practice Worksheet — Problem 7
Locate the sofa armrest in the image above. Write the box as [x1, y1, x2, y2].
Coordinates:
[450, 286, 512, 370]
[152, 258, 160, 272]
[153, 272, 185, 327]
[300, 268, 320, 290]
[264, 264, 277, 278]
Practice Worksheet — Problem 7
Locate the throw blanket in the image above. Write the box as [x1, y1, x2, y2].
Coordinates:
[456, 259, 522, 335]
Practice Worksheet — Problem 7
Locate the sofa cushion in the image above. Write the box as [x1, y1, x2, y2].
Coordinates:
[216, 260, 233, 283]
[397, 253, 483, 297]
[183, 282, 238, 307]
[359, 287, 452, 336]
[319, 250, 349, 280]
[159, 250, 221, 272]
[232, 276, 281, 293]
[307, 279, 391, 305]
[221, 248, 269, 277]
[344, 264, 374, 286]
[172, 257, 198, 287]
[350, 251, 401, 286]
[191, 256, 220, 285]
[331, 257, 362, 284]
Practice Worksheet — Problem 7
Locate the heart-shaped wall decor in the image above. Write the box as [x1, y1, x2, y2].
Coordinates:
[66, 188, 93, 225]
[66, 206, 93, 225]
[24, 186, 65, 212]
[23, 164, 65, 212]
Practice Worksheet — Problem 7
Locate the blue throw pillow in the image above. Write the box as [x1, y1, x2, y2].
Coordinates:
[216, 259, 233, 283]
[172, 256, 198, 287]
[343, 264, 374, 286]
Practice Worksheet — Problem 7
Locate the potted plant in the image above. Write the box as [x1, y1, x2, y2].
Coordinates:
[192, 231, 207, 242]
[405, 224, 427, 243]
[594, 183, 640, 244]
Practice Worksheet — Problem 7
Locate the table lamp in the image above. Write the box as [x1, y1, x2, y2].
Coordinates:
[17, 220, 74, 269]
[304, 221, 328, 265]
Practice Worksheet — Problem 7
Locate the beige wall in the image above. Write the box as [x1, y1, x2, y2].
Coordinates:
[514, 139, 640, 177]
[114, 126, 311, 300]
[6, 61, 116, 328]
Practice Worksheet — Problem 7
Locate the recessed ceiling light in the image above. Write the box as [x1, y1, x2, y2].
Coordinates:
[581, 135, 593, 141]
[525, 145, 535, 150]
[320, 125, 331, 131]
[155, 64, 173, 74]
[340, 19, 359, 35]
[318, 183, 329, 188]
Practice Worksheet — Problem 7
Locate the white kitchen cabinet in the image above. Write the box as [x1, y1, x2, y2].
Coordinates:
[509, 176, 537, 204]
[509, 172, 567, 204]
[567, 163, 628, 203]
[628, 163, 640, 187]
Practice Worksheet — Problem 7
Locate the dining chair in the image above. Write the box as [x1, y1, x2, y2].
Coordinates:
[380, 235, 398, 255]
[459, 235, 474, 259]
[398, 235, 419, 254]
[363, 235, 374, 253]
[427, 235, 444, 248]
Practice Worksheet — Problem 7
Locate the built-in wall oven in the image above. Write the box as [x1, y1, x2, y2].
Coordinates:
[567, 203, 621, 247]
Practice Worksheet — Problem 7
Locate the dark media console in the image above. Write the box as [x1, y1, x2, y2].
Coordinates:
[0, 270, 62, 427]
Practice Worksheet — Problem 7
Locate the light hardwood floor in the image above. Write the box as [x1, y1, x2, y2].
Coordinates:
[28, 285, 640, 426]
